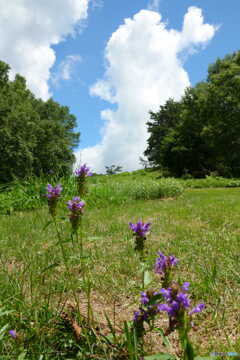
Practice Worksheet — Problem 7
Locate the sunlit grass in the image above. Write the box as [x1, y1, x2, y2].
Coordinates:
[0, 182, 239, 358]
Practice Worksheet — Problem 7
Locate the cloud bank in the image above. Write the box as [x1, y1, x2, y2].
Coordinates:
[0, 0, 89, 100]
[77, 7, 216, 173]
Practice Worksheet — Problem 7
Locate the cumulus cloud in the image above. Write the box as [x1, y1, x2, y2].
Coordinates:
[0, 0, 89, 100]
[51, 55, 82, 86]
[76, 7, 217, 173]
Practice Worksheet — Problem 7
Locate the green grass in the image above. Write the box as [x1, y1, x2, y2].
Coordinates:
[0, 171, 183, 214]
[0, 175, 239, 358]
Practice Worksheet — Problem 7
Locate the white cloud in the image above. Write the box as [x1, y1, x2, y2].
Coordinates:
[147, 0, 161, 12]
[51, 55, 82, 86]
[90, 0, 104, 10]
[76, 7, 217, 173]
[0, 0, 89, 100]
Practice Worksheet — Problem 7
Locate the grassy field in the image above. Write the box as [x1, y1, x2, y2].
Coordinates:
[0, 173, 239, 359]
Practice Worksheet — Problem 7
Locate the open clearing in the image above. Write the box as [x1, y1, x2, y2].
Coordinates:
[0, 185, 239, 358]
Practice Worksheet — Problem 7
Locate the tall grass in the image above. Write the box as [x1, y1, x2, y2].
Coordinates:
[0, 176, 184, 214]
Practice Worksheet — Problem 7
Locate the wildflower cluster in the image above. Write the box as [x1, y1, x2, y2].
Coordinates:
[75, 164, 92, 196]
[155, 251, 179, 287]
[45, 184, 62, 217]
[133, 289, 161, 338]
[158, 282, 204, 334]
[67, 196, 85, 232]
[133, 249, 205, 359]
[129, 221, 151, 256]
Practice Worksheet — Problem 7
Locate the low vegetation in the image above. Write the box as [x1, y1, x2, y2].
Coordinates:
[0, 169, 239, 359]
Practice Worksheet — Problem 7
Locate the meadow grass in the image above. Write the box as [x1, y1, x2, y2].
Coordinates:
[0, 177, 239, 358]
[0, 171, 183, 214]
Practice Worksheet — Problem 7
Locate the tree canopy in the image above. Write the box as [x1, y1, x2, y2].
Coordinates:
[0, 61, 80, 183]
[144, 51, 240, 177]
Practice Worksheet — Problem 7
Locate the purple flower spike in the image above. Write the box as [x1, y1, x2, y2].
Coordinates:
[75, 164, 92, 177]
[133, 311, 140, 322]
[140, 292, 149, 305]
[160, 288, 172, 300]
[67, 197, 85, 232]
[46, 184, 62, 199]
[181, 282, 190, 292]
[157, 303, 171, 313]
[67, 197, 85, 213]
[155, 252, 179, 275]
[177, 292, 191, 308]
[129, 221, 151, 238]
[189, 303, 205, 315]
[45, 184, 62, 217]
[9, 330, 17, 339]
[67, 196, 85, 213]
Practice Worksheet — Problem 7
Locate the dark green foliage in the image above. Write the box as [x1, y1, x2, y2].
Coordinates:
[0, 61, 79, 183]
[105, 165, 123, 175]
[145, 51, 240, 177]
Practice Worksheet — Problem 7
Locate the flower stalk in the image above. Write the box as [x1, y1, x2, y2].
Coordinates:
[45, 184, 62, 217]
[74, 164, 92, 197]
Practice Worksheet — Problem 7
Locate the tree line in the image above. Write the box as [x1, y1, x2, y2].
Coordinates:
[145, 51, 240, 178]
[0, 61, 79, 183]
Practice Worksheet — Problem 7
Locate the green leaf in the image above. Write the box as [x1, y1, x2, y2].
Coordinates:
[40, 262, 59, 274]
[17, 352, 27, 360]
[0, 324, 9, 340]
[144, 270, 153, 286]
[104, 312, 116, 341]
[157, 327, 172, 348]
[55, 238, 72, 246]
[148, 293, 163, 306]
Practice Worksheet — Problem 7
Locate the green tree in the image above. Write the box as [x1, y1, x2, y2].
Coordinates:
[0, 61, 80, 183]
[144, 99, 183, 176]
[144, 51, 240, 177]
[105, 165, 122, 175]
[32, 98, 79, 177]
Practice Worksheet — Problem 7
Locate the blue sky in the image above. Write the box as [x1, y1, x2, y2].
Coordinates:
[50, 0, 239, 149]
[0, 0, 239, 172]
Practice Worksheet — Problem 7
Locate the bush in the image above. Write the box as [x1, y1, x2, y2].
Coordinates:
[181, 176, 240, 189]
[129, 178, 184, 200]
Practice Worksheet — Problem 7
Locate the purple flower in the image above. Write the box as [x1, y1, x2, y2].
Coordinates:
[189, 303, 205, 315]
[176, 292, 191, 308]
[133, 308, 150, 323]
[181, 282, 190, 292]
[133, 311, 141, 322]
[46, 184, 62, 199]
[155, 252, 179, 275]
[67, 197, 85, 232]
[75, 164, 92, 177]
[159, 283, 191, 319]
[158, 282, 205, 326]
[9, 330, 17, 339]
[67, 197, 85, 214]
[129, 221, 151, 238]
[157, 303, 171, 313]
[160, 288, 172, 300]
[140, 292, 149, 305]
[45, 184, 62, 217]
